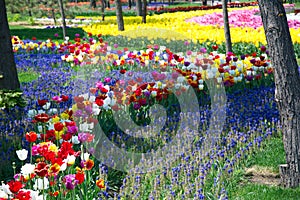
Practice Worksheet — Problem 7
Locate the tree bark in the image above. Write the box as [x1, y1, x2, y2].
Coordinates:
[128, 0, 132, 9]
[27, 0, 32, 16]
[136, 0, 142, 16]
[58, 0, 67, 39]
[142, 0, 147, 23]
[0, 0, 20, 90]
[101, 0, 105, 21]
[90, 0, 96, 8]
[51, 8, 57, 25]
[258, 0, 300, 188]
[115, 0, 124, 31]
[222, 0, 232, 53]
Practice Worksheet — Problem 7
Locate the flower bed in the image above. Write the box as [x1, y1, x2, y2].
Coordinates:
[80, 5, 300, 45]
[186, 8, 300, 29]
[148, 1, 259, 14]
[1, 30, 288, 199]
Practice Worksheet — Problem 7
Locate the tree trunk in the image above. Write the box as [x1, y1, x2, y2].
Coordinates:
[27, 0, 32, 16]
[0, 0, 20, 90]
[136, 0, 142, 16]
[51, 9, 57, 25]
[128, 0, 132, 9]
[115, 0, 124, 31]
[58, 0, 67, 39]
[101, 0, 105, 21]
[258, 0, 300, 188]
[142, 0, 147, 23]
[90, 0, 96, 8]
[222, 0, 232, 53]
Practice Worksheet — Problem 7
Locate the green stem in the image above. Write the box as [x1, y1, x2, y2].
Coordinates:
[43, 178, 45, 200]
[30, 143, 32, 164]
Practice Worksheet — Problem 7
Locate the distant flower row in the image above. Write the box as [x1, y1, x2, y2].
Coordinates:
[186, 7, 300, 29]
[79, 5, 300, 45]
[11, 34, 274, 92]
[149, 1, 258, 14]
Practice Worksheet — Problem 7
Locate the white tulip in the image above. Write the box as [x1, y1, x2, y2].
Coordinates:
[0, 190, 8, 199]
[89, 96, 96, 102]
[217, 77, 222, 83]
[80, 123, 89, 132]
[42, 102, 51, 110]
[33, 177, 49, 190]
[81, 152, 90, 161]
[60, 163, 67, 171]
[151, 91, 157, 97]
[16, 149, 28, 161]
[37, 109, 44, 114]
[65, 154, 76, 165]
[71, 136, 80, 144]
[1, 183, 11, 195]
[49, 108, 58, 115]
[27, 109, 37, 118]
[21, 163, 35, 176]
[199, 84, 204, 90]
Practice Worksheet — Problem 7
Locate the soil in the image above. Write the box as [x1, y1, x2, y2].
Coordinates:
[244, 165, 281, 186]
[9, 21, 58, 29]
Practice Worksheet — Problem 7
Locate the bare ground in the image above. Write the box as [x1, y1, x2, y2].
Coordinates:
[244, 165, 281, 186]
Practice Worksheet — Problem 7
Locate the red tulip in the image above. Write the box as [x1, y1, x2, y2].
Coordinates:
[35, 162, 49, 177]
[85, 159, 94, 170]
[212, 45, 218, 51]
[75, 172, 85, 184]
[54, 122, 64, 132]
[62, 133, 72, 141]
[120, 69, 126, 74]
[25, 131, 37, 143]
[7, 180, 24, 193]
[61, 95, 69, 102]
[96, 179, 105, 189]
[95, 98, 104, 106]
[38, 99, 48, 106]
[34, 113, 50, 123]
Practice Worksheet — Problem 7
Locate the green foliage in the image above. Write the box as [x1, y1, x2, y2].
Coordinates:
[231, 184, 300, 200]
[244, 137, 285, 173]
[5, 0, 27, 15]
[27, 17, 36, 26]
[9, 25, 29, 29]
[71, 10, 139, 17]
[227, 133, 300, 199]
[0, 89, 27, 110]
[11, 14, 21, 22]
[103, 35, 265, 55]
[18, 71, 39, 83]
[293, 43, 300, 58]
[10, 27, 86, 41]
[29, 0, 70, 18]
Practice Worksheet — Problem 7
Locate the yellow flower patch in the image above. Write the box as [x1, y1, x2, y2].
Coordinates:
[79, 7, 300, 44]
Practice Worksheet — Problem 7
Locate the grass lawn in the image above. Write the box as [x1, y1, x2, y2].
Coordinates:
[18, 71, 39, 83]
[230, 136, 300, 199]
[244, 137, 286, 173]
[10, 27, 86, 41]
[232, 184, 300, 200]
